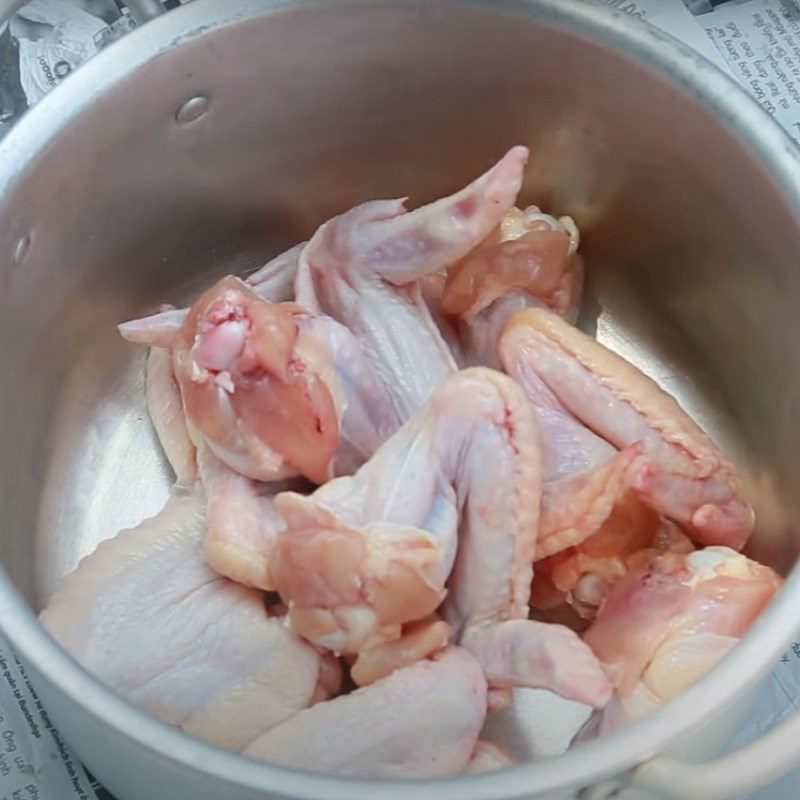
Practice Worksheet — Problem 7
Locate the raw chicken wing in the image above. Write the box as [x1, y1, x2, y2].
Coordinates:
[270, 368, 537, 661]
[500, 317, 649, 559]
[500, 308, 754, 549]
[172, 276, 340, 485]
[443, 206, 583, 367]
[583, 546, 781, 734]
[123, 278, 402, 481]
[244, 647, 487, 779]
[40, 494, 327, 751]
[295, 147, 528, 419]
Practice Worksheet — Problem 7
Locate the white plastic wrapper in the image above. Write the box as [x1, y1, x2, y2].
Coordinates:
[0, 2, 800, 800]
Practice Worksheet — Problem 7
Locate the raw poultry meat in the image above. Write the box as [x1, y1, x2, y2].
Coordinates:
[271, 368, 611, 707]
[125, 277, 402, 589]
[143, 330, 295, 590]
[269, 367, 534, 658]
[463, 741, 516, 774]
[500, 313, 649, 560]
[458, 619, 610, 707]
[442, 206, 583, 367]
[499, 307, 754, 549]
[171, 276, 341, 485]
[84, 145, 781, 777]
[531, 504, 694, 620]
[294, 146, 528, 420]
[123, 278, 340, 483]
[118, 242, 304, 345]
[583, 547, 781, 735]
[197, 445, 305, 591]
[442, 205, 582, 321]
[245, 647, 487, 779]
[40, 494, 329, 751]
[191, 308, 405, 590]
[349, 618, 452, 687]
[174, 281, 399, 483]
[418, 272, 467, 367]
[145, 346, 197, 484]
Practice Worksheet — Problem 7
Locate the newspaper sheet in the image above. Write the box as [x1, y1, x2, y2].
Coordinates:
[1, 1, 800, 799]
[701, 0, 800, 143]
[0, 638, 109, 800]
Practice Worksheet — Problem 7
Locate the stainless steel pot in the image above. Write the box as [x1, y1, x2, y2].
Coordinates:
[2, 1, 800, 798]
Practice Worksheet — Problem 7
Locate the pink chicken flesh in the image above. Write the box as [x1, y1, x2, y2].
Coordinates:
[500, 308, 754, 549]
[271, 367, 610, 707]
[437, 206, 583, 369]
[443, 205, 582, 319]
[584, 546, 781, 734]
[173, 276, 339, 486]
[124, 276, 408, 591]
[532, 506, 695, 621]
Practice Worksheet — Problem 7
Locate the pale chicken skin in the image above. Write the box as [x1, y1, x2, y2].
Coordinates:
[271, 368, 610, 707]
[145, 346, 197, 485]
[583, 547, 781, 734]
[295, 147, 528, 420]
[96, 148, 780, 774]
[197, 445, 308, 591]
[245, 647, 487, 779]
[500, 314, 649, 560]
[270, 367, 536, 660]
[500, 308, 754, 549]
[40, 494, 329, 751]
[123, 277, 403, 589]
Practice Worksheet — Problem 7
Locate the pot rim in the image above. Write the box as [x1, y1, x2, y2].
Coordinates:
[2, 1, 800, 798]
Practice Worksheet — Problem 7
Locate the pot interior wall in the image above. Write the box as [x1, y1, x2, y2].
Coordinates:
[0, 1, 798, 612]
